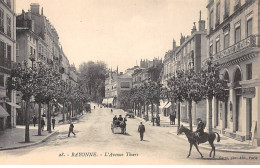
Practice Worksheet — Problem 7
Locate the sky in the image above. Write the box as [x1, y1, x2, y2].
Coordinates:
[16, 0, 208, 72]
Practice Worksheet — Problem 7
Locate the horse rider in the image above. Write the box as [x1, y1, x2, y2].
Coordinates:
[195, 118, 205, 145]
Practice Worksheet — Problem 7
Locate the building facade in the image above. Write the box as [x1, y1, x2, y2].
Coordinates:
[0, 0, 17, 130]
[205, 0, 260, 146]
[15, 3, 76, 125]
[104, 70, 133, 108]
[175, 13, 207, 124]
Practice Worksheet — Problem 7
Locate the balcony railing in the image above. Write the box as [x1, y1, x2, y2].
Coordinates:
[202, 35, 259, 66]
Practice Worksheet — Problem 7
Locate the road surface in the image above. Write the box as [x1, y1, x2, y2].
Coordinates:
[1, 106, 260, 165]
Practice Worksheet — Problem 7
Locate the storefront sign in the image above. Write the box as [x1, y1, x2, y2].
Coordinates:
[242, 87, 255, 98]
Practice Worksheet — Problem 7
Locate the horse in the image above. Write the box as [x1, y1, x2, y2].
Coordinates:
[120, 121, 126, 134]
[177, 125, 220, 158]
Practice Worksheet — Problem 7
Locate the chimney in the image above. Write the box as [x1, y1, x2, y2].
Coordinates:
[180, 33, 186, 45]
[198, 11, 206, 31]
[191, 22, 197, 34]
[30, 3, 40, 15]
[41, 7, 44, 15]
[173, 39, 176, 50]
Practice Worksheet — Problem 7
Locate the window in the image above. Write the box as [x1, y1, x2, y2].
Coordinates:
[224, 33, 230, 49]
[216, 39, 220, 53]
[234, 0, 241, 11]
[246, 63, 252, 80]
[235, 26, 241, 43]
[0, 74, 4, 87]
[16, 43, 19, 57]
[7, 15, 11, 37]
[247, 18, 252, 37]
[216, 3, 220, 25]
[209, 44, 213, 56]
[30, 46, 33, 56]
[224, 0, 230, 16]
[7, 0, 11, 8]
[121, 82, 130, 88]
[0, 8, 4, 33]
[0, 41, 5, 64]
[210, 10, 214, 29]
[7, 45, 11, 61]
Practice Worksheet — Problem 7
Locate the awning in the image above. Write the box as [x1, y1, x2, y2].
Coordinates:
[107, 98, 113, 104]
[159, 101, 168, 109]
[58, 103, 63, 108]
[0, 105, 9, 117]
[6, 102, 21, 108]
[102, 98, 107, 104]
[164, 102, 172, 109]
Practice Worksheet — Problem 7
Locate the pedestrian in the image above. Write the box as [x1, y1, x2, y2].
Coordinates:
[170, 111, 176, 125]
[94, 106, 95, 109]
[156, 114, 160, 126]
[41, 118, 45, 132]
[52, 117, 56, 130]
[32, 115, 37, 127]
[138, 122, 145, 141]
[68, 123, 76, 137]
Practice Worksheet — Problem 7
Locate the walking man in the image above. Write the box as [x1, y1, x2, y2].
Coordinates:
[68, 123, 76, 137]
[138, 122, 145, 141]
[52, 117, 56, 130]
[32, 115, 37, 127]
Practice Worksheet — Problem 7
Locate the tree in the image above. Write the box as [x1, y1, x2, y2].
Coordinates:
[201, 60, 229, 132]
[181, 69, 204, 131]
[118, 90, 132, 111]
[165, 71, 185, 129]
[7, 61, 38, 142]
[78, 61, 108, 102]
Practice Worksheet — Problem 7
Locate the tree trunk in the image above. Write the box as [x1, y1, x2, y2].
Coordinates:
[25, 101, 30, 142]
[151, 103, 154, 122]
[188, 100, 193, 131]
[62, 101, 65, 123]
[208, 98, 213, 133]
[38, 103, 42, 136]
[47, 102, 51, 133]
[178, 102, 181, 129]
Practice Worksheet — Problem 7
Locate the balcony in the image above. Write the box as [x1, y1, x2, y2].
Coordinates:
[202, 35, 259, 67]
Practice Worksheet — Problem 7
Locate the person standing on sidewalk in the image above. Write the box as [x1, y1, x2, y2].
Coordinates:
[138, 122, 145, 141]
[52, 117, 56, 130]
[41, 118, 45, 132]
[68, 123, 76, 137]
[32, 115, 37, 127]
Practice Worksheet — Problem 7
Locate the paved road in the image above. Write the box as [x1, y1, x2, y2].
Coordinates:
[1, 107, 260, 165]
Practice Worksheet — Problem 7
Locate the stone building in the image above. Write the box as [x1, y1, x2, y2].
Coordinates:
[175, 12, 207, 124]
[0, 0, 17, 130]
[205, 0, 260, 146]
[104, 69, 133, 108]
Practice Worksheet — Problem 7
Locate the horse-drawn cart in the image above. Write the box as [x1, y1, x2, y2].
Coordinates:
[111, 121, 126, 134]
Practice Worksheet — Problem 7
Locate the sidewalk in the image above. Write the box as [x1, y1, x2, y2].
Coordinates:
[0, 125, 57, 151]
[133, 112, 260, 154]
[0, 113, 84, 151]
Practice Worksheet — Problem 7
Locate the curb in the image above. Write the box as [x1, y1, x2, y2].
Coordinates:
[168, 131, 260, 154]
[0, 131, 58, 151]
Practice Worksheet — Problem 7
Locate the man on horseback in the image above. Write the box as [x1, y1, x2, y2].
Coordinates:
[195, 118, 205, 145]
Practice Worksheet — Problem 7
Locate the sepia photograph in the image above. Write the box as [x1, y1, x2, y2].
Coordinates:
[0, 0, 260, 165]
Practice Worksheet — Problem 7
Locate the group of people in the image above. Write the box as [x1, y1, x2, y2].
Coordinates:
[113, 115, 126, 126]
[32, 114, 57, 132]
